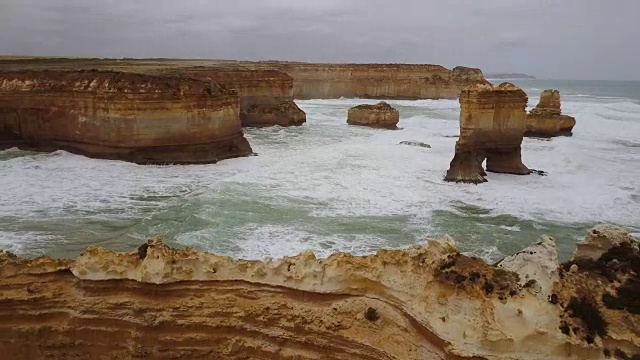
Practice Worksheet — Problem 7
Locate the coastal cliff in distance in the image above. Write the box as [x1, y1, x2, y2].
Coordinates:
[0, 58, 487, 101]
[485, 73, 536, 79]
[0, 70, 253, 164]
[0, 225, 638, 359]
[248, 62, 487, 99]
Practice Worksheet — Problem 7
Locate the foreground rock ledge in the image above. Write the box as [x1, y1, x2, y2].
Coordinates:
[1, 225, 638, 360]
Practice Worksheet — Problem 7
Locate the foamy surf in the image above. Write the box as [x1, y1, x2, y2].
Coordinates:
[1, 83, 639, 263]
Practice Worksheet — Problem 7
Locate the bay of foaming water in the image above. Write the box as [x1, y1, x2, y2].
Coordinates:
[1, 79, 639, 262]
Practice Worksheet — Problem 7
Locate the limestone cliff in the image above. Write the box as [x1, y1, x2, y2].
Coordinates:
[0, 70, 253, 164]
[0, 58, 488, 101]
[445, 82, 530, 183]
[248, 62, 487, 99]
[526, 90, 576, 137]
[347, 101, 399, 129]
[0, 225, 638, 360]
[158, 68, 306, 127]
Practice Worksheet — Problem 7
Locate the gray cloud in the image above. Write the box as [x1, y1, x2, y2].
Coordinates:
[0, 0, 639, 80]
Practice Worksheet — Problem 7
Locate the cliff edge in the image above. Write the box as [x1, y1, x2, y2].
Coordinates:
[0, 225, 638, 359]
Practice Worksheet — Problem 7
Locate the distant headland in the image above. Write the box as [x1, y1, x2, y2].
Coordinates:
[485, 72, 536, 79]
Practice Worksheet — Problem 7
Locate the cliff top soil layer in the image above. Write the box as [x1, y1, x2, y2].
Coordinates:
[0, 69, 228, 97]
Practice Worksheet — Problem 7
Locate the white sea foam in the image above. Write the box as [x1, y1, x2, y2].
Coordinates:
[1, 94, 639, 259]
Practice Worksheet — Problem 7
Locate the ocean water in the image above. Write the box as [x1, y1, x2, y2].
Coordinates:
[1, 80, 639, 262]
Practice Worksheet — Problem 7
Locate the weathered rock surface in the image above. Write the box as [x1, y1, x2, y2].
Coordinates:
[445, 82, 530, 183]
[0, 226, 638, 359]
[0, 70, 253, 164]
[347, 101, 399, 129]
[158, 68, 306, 127]
[526, 90, 576, 137]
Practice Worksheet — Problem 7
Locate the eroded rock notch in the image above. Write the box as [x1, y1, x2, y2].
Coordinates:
[445, 82, 530, 183]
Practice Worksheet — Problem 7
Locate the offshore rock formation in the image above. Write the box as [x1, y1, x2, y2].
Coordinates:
[445, 82, 530, 183]
[347, 101, 399, 129]
[399, 140, 431, 148]
[253, 62, 487, 99]
[159, 68, 306, 127]
[526, 90, 576, 137]
[0, 70, 252, 164]
[0, 225, 638, 360]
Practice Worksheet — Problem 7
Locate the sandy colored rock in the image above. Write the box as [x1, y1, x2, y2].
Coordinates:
[572, 224, 639, 261]
[243, 101, 306, 127]
[347, 101, 399, 129]
[157, 68, 307, 127]
[264, 63, 486, 100]
[0, 70, 253, 164]
[0, 58, 488, 101]
[497, 235, 559, 300]
[1, 226, 639, 359]
[445, 82, 530, 183]
[526, 90, 576, 137]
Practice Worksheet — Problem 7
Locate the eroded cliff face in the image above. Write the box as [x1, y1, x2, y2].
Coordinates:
[0, 70, 253, 164]
[526, 90, 576, 137]
[347, 101, 399, 129]
[248, 63, 487, 100]
[445, 82, 530, 183]
[0, 225, 638, 360]
[158, 68, 306, 127]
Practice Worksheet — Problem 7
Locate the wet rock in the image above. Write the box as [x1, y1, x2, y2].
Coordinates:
[398, 140, 431, 148]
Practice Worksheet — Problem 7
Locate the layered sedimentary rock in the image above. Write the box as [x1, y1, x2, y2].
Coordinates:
[0, 70, 252, 164]
[445, 82, 530, 183]
[347, 101, 399, 129]
[250, 62, 487, 99]
[0, 58, 488, 101]
[526, 90, 576, 137]
[159, 68, 306, 127]
[1, 225, 638, 360]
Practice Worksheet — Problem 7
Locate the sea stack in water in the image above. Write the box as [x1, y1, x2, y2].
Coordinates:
[525, 89, 576, 137]
[347, 101, 399, 129]
[445, 82, 530, 183]
[0, 70, 253, 164]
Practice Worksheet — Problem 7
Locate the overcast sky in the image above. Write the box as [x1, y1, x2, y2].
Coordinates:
[1, 0, 639, 80]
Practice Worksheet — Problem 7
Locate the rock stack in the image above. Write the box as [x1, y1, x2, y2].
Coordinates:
[346, 101, 399, 129]
[445, 82, 530, 183]
[526, 89, 576, 137]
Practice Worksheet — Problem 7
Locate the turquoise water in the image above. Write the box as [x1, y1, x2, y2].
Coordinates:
[1, 80, 639, 261]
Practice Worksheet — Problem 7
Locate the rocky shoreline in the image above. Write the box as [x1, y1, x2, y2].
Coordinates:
[1, 225, 637, 359]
